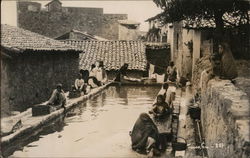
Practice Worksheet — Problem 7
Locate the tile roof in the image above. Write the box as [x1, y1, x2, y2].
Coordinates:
[1, 24, 80, 53]
[64, 40, 147, 71]
[183, 12, 250, 29]
[55, 29, 108, 41]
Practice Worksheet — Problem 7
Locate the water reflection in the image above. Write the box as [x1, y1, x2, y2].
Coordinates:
[115, 86, 128, 104]
[8, 86, 160, 158]
[3, 116, 66, 157]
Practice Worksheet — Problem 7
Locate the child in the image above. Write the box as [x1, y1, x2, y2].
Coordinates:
[150, 95, 170, 120]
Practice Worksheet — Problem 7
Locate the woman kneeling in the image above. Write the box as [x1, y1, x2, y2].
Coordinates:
[130, 113, 161, 156]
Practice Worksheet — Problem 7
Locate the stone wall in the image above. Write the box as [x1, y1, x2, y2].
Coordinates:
[17, 5, 127, 40]
[200, 79, 250, 158]
[192, 55, 213, 90]
[64, 7, 103, 15]
[1, 51, 79, 116]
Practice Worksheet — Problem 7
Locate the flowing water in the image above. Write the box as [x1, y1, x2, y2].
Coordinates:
[9, 86, 160, 158]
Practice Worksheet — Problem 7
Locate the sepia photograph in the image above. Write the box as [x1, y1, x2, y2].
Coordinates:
[1, 0, 250, 157]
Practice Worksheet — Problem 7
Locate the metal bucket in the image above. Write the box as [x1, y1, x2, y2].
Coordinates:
[172, 137, 187, 151]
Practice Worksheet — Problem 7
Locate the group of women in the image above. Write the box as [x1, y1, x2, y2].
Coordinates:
[74, 61, 108, 94]
[130, 82, 173, 157]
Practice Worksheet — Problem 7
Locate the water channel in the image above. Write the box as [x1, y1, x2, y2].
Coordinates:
[9, 85, 161, 157]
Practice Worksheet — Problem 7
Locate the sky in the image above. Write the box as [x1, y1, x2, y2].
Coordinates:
[1, 1, 18, 26]
[1, 0, 162, 31]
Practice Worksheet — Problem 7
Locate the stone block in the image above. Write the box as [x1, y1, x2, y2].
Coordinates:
[32, 104, 52, 116]
[199, 78, 250, 158]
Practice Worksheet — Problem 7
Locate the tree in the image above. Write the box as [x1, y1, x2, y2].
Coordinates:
[153, 0, 249, 42]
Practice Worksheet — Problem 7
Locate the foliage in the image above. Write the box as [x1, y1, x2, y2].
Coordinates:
[153, 0, 249, 28]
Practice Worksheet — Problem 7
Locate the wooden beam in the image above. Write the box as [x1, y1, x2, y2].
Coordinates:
[1, 51, 12, 59]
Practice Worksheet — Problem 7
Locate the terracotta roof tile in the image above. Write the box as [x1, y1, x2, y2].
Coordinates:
[1, 24, 80, 53]
[64, 40, 147, 71]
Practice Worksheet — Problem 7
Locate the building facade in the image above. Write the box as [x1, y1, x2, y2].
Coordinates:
[118, 20, 141, 40]
[167, 22, 213, 80]
[1, 25, 81, 117]
[145, 15, 168, 43]
[17, 0, 128, 40]
[168, 11, 249, 80]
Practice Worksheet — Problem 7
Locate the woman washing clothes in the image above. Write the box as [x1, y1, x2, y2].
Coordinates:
[149, 95, 171, 121]
[149, 95, 172, 152]
[157, 83, 169, 102]
[130, 113, 161, 156]
[115, 63, 141, 83]
[166, 61, 177, 82]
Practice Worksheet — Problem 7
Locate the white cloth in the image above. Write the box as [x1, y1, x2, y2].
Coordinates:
[156, 74, 165, 83]
[89, 67, 98, 77]
[96, 67, 107, 83]
[88, 78, 98, 88]
[149, 64, 156, 79]
[166, 86, 176, 104]
[75, 79, 84, 89]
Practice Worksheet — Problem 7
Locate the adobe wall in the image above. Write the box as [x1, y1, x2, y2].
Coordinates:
[200, 78, 250, 158]
[17, 8, 127, 40]
[1, 55, 12, 117]
[1, 51, 79, 116]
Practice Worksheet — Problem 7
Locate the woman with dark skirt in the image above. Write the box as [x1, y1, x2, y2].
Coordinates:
[88, 64, 102, 88]
[130, 113, 161, 156]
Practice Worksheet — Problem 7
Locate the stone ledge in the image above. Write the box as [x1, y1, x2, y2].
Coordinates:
[201, 78, 250, 158]
[1, 82, 112, 147]
[207, 79, 249, 119]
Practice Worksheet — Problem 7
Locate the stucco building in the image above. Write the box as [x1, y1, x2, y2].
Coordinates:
[167, 12, 249, 81]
